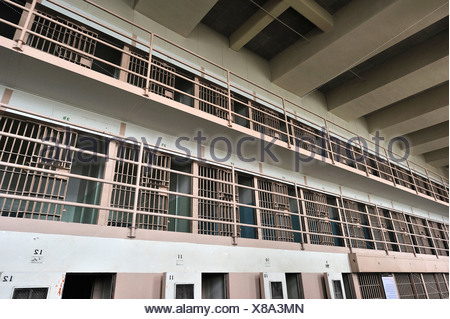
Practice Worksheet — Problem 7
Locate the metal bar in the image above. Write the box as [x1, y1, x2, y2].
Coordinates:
[144, 32, 155, 97]
[13, 0, 38, 51]
[129, 142, 144, 237]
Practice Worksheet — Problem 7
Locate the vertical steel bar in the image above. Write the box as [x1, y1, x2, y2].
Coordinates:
[144, 32, 154, 97]
[227, 70, 232, 127]
[424, 168, 438, 201]
[323, 120, 335, 164]
[129, 141, 144, 237]
[405, 160, 419, 194]
[231, 165, 238, 243]
[294, 183, 304, 248]
[14, 0, 38, 51]
[281, 98, 291, 149]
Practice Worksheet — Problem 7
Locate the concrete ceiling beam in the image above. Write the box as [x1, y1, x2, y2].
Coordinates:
[270, 0, 448, 97]
[326, 30, 448, 121]
[407, 122, 449, 155]
[134, 0, 218, 37]
[283, 0, 333, 32]
[366, 83, 449, 136]
[229, 0, 289, 51]
[424, 147, 449, 168]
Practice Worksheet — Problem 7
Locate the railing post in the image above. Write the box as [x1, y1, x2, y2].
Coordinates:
[374, 205, 389, 255]
[144, 32, 154, 97]
[424, 168, 438, 201]
[384, 148, 397, 187]
[129, 141, 144, 238]
[231, 165, 238, 245]
[357, 137, 370, 177]
[294, 183, 304, 250]
[405, 160, 419, 195]
[324, 120, 335, 164]
[13, 0, 39, 51]
[339, 196, 353, 253]
[281, 98, 291, 149]
[227, 70, 233, 127]
[439, 175, 449, 199]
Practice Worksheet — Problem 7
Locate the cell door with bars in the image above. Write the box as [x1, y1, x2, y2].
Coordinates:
[109, 145, 171, 230]
[198, 165, 238, 237]
[0, 116, 77, 221]
[126, 51, 176, 99]
[27, 11, 97, 68]
[342, 200, 367, 249]
[197, 80, 229, 120]
[366, 206, 385, 250]
[291, 120, 326, 157]
[427, 221, 448, 256]
[257, 179, 293, 242]
[302, 191, 334, 246]
[390, 211, 414, 253]
[251, 104, 282, 139]
[407, 216, 434, 255]
[357, 273, 385, 299]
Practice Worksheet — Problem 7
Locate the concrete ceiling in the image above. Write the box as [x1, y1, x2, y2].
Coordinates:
[135, 0, 449, 170]
[133, 0, 218, 37]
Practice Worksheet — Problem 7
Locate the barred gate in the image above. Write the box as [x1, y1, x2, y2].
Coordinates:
[303, 191, 335, 246]
[257, 179, 293, 242]
[0, 115, 77, 220]
[109, 145, 171, 230]
[198, 165, 237, 237]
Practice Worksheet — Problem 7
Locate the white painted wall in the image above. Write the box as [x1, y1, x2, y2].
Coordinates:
[0, 231, 352, 299]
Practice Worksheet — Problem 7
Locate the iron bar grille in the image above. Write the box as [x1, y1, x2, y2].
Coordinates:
[435, 273, 449, 298]
[27, 11, 97, 68]
[198, 80, 229, 120]
[412, 273, 428, 299]
[198, 165, 237, 237]
[0, 113, 447, 254]
[257, 179, 293, 242]
[342, 200, 369, 249]
[365, 153, 393, 182]
[422, 273, 441, 299]
[428, 220, 449, 256]
[291, 120, 326, 157]
[407, 216, 434, 255]
[109, 144, 170, 230]
[127, 52, 175, 99]
[394, 273, 449, 299]
[366, 206, 385, 250]
[1, 1, 447, 203]
[303, 191, 335, 246]
[394, 274, 415, 299]
[252, 105, 282, 139]
[12, 288, 48, 299]
[357, 273, 385, 299]
[0, 115, 77, 220]
[390, 211, 414, 253]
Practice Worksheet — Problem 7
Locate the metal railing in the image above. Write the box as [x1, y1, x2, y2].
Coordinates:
[0, 0, 448, 204]
[0, 110, 448, 257]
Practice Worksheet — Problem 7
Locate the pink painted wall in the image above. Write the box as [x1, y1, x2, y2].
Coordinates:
[114, 273, 163, 299]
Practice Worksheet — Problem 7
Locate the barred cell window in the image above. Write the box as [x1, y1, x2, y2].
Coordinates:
[13, 288, 48, 299]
